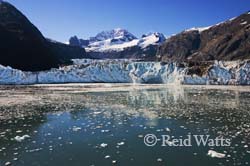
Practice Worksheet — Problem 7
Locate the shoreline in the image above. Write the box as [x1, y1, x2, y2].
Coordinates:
[1, 83, 250, 92]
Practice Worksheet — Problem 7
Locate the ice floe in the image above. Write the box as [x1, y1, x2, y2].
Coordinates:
[207, 150, 226, 158]
[14, 135, 30, 142]
[100, 143, 108, 148]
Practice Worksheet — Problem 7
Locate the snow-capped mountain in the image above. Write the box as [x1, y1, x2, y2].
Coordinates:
[69, 29, 165, 52]
[86, 32, 166, 52]
[69, 28, 166, 60]
[89, 28, 137, 43]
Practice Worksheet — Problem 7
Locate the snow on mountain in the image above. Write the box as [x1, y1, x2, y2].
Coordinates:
[185, 26, 212, 33]
[184, 14, 242, 33]
[159, 11, 250, 62]
[139, 32, 166, 48]
[89, 28, 137, 43]
[69, 28, 166, 54]
[85, 32, 166, 52]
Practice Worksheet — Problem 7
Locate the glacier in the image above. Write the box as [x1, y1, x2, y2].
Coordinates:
[1, 59, 250, 85]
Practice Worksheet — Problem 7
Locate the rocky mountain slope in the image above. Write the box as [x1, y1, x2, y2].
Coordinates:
[47, 39, 88, 66]
[0, 1, 87, 71]
[157, 12, 250, 62]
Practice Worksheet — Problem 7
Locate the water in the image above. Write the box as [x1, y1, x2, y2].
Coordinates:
[0, 84, 250, 166]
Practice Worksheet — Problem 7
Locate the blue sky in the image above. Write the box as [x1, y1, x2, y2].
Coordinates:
[7, 0, 250, 42]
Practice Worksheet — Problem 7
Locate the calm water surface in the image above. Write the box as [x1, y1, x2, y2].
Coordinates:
[0, 84, 250, 166]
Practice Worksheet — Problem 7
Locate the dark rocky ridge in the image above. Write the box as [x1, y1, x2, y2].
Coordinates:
[157, 12, 250, 62]
[0, 1, 87, 71]
[69, 36, 89, 48]
[0, 1, 59, 71]
[47, 39, 88, 65]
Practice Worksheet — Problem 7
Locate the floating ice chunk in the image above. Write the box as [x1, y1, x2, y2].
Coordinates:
[72, 126, 82, 132]
[207, 150, 226, 158]
[112, 160, 117, 164]
[235, 131, 241, 136]
[165, 128, 171, 132]
[27, 148, 42, 153]
[14, 135, 30, 142]
[93, 111, 102, 115]
[157, 158, 163, 162]
[104, 155, 111, 159]
[117, 142, 125, 146]
[100, 143, 108, 148]
[5, 162, 11, 166]
[138, 134, 144, 138]
[101, 129, 110, 133]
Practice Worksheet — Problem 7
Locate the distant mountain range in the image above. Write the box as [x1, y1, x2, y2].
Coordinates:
[70, 12, 250, 61]
[0, 1, 249, 71]
[69, 29, 166, 60]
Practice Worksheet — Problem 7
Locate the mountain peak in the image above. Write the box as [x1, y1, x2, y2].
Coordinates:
[90, 28, 137, 43]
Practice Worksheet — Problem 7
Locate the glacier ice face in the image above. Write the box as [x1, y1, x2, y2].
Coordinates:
[1, 59, 250, 85]
[0, 65, 37, 84]
[235, 63, 250, 85]
[208, 65, 232, 85]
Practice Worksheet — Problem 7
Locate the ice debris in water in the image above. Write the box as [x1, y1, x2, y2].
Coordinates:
[14, 135, 30, 142]
[157, 158, 163, 162]
[165, 127, 171, 132]
[117, 142, 125, 146]
[5, 162, 11, 166]
[207, 150, 226, 158]
[100, 143, 108, 148]
[101, 129, 110, 133]
[72, 126, 82, 132]
[104, 155, 111, 159]
[93, 111, 102, 115]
